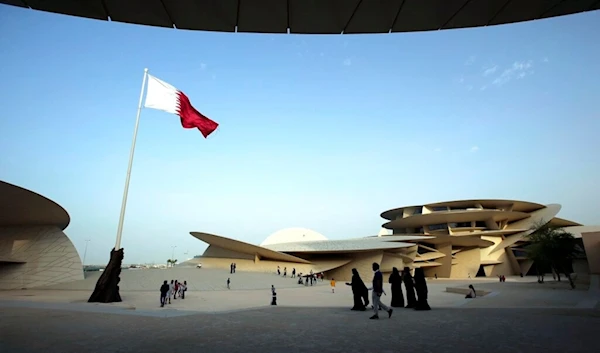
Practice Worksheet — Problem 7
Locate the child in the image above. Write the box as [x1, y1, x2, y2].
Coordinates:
[227, 277, 230, 289]
[330, 278, 336, 293]
[167, 280, 174, 304]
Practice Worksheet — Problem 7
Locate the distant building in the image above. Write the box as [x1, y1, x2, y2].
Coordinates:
[0, 180, 83, 289]
[184, 200, 600, 281]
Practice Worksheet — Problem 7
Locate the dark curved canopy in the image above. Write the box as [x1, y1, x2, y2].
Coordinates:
[2, 0, 598, 34]
[0, 180, 70, 230]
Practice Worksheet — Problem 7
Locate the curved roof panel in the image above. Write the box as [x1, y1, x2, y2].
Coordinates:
[381, 199, 545, 220]
[488, 204, 562, 253]
[383, 209, 530, 229]
[0, 180, 70, 230]
[308, 259, 353, 273]
[1, 0, 597, 34]
[419, 235, 495, 248]
[191, 232, 310, 264]
[426, 200, 544, 212]
[549, 217, 582, 227]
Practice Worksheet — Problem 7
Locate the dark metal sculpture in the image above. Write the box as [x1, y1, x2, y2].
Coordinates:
[88, 248, 123, 303]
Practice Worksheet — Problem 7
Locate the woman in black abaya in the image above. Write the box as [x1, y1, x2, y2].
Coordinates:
[403, 266, 417, 308]
[389, 267, 405, 308]
[345, 268, 367, 311]
[413, 267, 431, 310]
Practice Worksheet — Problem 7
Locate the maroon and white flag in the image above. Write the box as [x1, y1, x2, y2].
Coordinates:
[144, 75, 218, 138]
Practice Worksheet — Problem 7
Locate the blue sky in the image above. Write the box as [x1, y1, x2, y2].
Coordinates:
[1, 6, 599, 265]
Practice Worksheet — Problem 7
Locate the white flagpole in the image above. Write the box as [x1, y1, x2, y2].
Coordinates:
[114, 68, 149, 250]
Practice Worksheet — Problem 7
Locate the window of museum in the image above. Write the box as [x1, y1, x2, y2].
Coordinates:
[428, 223, 447, 231]
[453, 222, 471, 228]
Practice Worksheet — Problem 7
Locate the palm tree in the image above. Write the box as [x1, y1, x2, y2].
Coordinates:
[172, 259, 178, 267]
[166, 259, 172, 268]
[526, 220, 580, 289]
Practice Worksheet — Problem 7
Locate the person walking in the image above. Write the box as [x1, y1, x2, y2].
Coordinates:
[227, 278, 231, 289]
[271, 285, 277, 305]
[369, 262, 393, 320]
[160, 280, 170, 307]
[389, 267, 405, 308]
[330, 278, 336, 293]
[403, 267, 417, 308]
[345, 268, 367, 310]
[413, 268, 431, 311]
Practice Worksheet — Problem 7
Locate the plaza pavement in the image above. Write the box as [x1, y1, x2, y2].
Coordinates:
[0, 269, 598, 316]
[1, 270, 599, 352]
[1, 305, 598, 353]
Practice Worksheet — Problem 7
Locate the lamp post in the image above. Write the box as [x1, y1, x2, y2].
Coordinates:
[82, 239, 91, 267]
[171, 246, 177, 267]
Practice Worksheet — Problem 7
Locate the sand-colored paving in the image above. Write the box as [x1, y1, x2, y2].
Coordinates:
[1, 270, 599, 352]
[1, 269, 598, 316]
[2, 305, 599, 353]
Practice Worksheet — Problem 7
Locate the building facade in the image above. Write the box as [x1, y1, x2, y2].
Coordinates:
[381, 200, 599, 278]
[185, 199, 600, 281]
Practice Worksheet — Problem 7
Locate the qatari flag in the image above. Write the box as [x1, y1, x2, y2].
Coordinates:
[144, 75, 218, 138]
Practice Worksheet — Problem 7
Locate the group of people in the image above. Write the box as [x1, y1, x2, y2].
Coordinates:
[346, 264, 431, 318]
[275, 266, 324, 286]
[277, 266, 290, 277]
[343, 262, 394, 319]
[159, 279, 187, 307]
[298, 271, 324, 286]
[153, 264, 432, 315]
[226, 263, 238, 289]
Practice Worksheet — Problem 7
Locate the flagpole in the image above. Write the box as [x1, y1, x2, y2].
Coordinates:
[114, 68, 149, 250]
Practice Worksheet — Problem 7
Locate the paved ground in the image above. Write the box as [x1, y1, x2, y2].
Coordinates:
[1, 270, 598, 314]
[1, 270, 598, 352]
[1, 306, 598, 353]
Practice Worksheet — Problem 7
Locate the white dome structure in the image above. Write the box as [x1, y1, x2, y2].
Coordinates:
[260, 227, 328, 246]
[378, 227, 391, 237]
